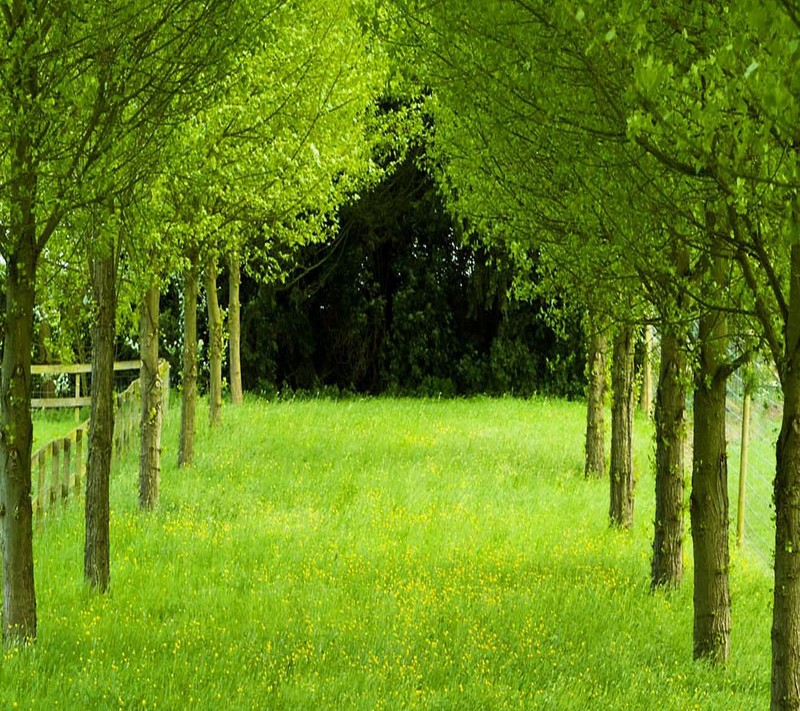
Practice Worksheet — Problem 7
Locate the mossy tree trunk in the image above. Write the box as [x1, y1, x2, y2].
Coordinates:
[772, 243, 800, 709]
[691, 306, 730, 663]
[228, 253, 243, 406]
[651, 326, 686, 589]
[0, 239, 38, 642]
[205, 256, 223, 428]
[84, 249, 117, 592]
[138, 285, 162, 510]
[609, 324, 635, 528]
[585, 330, 607, 479]
[179, 250, 199, 467]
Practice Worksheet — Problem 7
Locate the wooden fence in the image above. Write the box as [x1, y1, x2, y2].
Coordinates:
[32, 360, 141, 421]
[31, 360, 169, 523]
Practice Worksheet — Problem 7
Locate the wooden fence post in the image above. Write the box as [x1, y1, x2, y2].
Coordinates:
[113, 393, 120, 458]
[36, 449, 46, 523]
[75, 426, 84, 497]
[62, 436, 71, 503]
[50, 441, 60, 506]
[120, 394, 127, 454]
[75, 373, 81, 423]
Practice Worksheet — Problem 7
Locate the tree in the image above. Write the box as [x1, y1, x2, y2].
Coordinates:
[386, 0, 661, 535]
[159, 0, 387, 461]
[0, 0, 260, 624]
[584, 326, 607, 480]
[228, 252, 244, 405]
[384, 0, 750, 660]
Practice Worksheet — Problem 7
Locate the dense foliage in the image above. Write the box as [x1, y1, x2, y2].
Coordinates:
[152, 150, 585, 399]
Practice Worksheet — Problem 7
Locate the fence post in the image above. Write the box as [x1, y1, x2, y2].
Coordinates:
[737, 390, 752, 549]
[62, 436, 71, 503]
[74, 373, 81, 423]
[75, 426, 84, 497]
[36, 450, 45, 524]
[113, 393, 120, 458]
[50, 441, 60, 506]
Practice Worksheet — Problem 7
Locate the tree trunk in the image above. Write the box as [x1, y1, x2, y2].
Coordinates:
[640, 323, 654, 416]
[138, 285, 162, 511]
[651, 326, 686, 589]
[691, 307, 730, 663]
[771, 243, 800, 709]
[609, 324, 635, 528]
[228, 253, 243, 406]
[0, 240, 38, 642]
[585, 330, 607, 479]
[206, 256, 223, 428]
[179, 251, 199, 467]
[84, 250, 117, 592]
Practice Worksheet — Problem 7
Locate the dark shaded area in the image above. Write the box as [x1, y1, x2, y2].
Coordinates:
[231, 151, 584, 398]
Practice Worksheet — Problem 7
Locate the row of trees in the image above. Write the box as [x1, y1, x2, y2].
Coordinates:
[4, 1, 797, 707]
[382, 1, 800, 708]
[0, 0, 400, 646]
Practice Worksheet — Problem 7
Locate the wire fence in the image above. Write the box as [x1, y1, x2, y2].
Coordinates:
[726, 367, 780, 568]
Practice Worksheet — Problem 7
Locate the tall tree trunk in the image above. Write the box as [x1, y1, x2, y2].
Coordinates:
[691, 307, 730, 663]
[1, 240, 38, 642]
[84, 250, 117, 592]
[228, 253, 243, 406]
[585, 330, 607, 479]
[640, 323, 654, 416]
[609, 324, 635, 528]
[206, 256, 223, 428]
[138, 285, 162, 511]
[772, 243, 800, 709]
[179, 251, 199, 467]
[651, 326, 686, 589]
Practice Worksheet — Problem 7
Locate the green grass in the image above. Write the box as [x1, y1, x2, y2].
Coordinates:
[5, 397, 770, 709]
[32, 409, 89, 452]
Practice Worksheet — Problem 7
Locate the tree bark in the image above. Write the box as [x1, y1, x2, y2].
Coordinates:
[651, 326, 686, 589]
[585, 330, 607, 479]
[206, 256, 223, 428]
[609, 324, 635, 528]
[772, 243, 800, 709]
[138, 285, 162, 511]
[228, 253, 243, 406]
[84, 249, 117, 592]
[0, 240, 38, 642]
[179, 251, 199, 467]
[691, 307, 730, 663]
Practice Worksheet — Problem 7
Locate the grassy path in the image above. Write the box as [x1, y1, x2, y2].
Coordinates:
[7, 398, 769, 708]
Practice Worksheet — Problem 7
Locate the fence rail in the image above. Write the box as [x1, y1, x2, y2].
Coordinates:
[32, 360, 169, 523]
[31, 360, 141, 412]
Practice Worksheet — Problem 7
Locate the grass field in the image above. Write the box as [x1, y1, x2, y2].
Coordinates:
[31, 408, 89, 452]
[13, 397, 771, 709]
